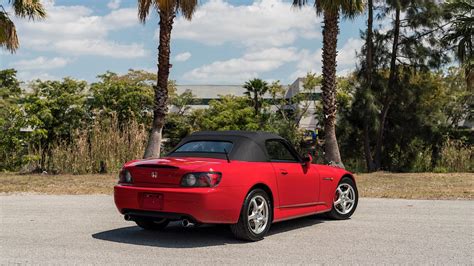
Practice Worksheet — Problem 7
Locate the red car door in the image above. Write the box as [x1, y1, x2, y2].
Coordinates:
[265, 140, 319, 207]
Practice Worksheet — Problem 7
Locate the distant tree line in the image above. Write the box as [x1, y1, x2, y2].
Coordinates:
[0, 67, 471, 174]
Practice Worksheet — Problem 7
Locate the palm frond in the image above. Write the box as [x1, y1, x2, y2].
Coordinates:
[10, 0, 46, 20]
[137, 0, 152, 23]
[156, 0, 175, 14]
[177, 0, 198, 20]
[340, 0, 365, 19]
[0, 11, 19, 53]
[138, 0, 198, 23]
[292, 0, 310, 8]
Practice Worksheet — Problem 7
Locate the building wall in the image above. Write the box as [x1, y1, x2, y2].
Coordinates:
[174, 78, 321, 130]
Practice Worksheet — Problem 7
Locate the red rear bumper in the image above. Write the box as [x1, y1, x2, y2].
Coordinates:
[114, 185, 243, 224]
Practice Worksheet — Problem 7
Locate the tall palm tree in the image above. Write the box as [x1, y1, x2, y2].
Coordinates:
[443, 0, 473, 90]
[293, 0, 364, 167]
[138, 0, 197, 158]
[0, 0, 46, 53]
[243, 78, 269, 116]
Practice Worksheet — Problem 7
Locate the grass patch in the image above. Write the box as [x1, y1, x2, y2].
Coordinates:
[356, 172, 473, 200]
[0, 172, 473, 200]
[0, 173, 116, 195]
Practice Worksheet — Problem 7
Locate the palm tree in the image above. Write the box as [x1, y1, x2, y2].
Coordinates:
[0, 0, 46, 53]
[243, 78, 269, 116]
[293, 0, 364, 167]
[443, 0, 473, 89]
[138, 0, 198, 158]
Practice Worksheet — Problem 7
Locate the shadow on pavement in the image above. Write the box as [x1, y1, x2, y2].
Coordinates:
[92, 216, 326, 248]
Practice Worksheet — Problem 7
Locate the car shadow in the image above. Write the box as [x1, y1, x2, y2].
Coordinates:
[92, 216, 327, 248]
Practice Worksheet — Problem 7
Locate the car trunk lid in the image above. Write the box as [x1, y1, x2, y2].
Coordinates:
[126, 157, 222, 186]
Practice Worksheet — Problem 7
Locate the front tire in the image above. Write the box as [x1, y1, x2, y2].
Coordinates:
[135, 218, 169, 230]
[230, 189, 272, 241]
[327, 177, 358, 220]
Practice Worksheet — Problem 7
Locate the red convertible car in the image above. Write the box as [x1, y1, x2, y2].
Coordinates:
[114, 131, 358, 241]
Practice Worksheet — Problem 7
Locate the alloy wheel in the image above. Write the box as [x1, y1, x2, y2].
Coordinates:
[247, 195, 269, 234]
[333, 183, 356, 215]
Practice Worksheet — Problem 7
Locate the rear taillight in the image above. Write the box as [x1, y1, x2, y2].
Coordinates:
[180, 172, 222, 187]
[118, 169, 133, 184]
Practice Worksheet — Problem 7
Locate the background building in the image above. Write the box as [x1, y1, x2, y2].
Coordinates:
[175, 78, 322, 130]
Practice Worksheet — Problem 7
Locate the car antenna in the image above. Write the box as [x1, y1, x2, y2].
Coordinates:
[223, 149, 230, 163]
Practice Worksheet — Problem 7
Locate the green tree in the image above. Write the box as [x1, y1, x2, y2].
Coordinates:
[293, 0, 364, 168]
[193, 95, 260, 131]
[352, 0, 448, 170]
[0, 0, 46, 52]
[442, 0, 473, 89]
[138, 0, 198, 158]
[243, 78, 269, 117]
[0, 69, 27, 170]
[23, 78, 87, 170]
[88, 70, 155, 125]
[163, 88, 196, 151]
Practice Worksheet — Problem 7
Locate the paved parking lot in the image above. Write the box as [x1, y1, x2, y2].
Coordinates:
[1, 195, 473, 264]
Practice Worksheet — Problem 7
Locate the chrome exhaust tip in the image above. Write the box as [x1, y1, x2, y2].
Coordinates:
[124, 214, 132, 221]
[181, 219, 195, 228]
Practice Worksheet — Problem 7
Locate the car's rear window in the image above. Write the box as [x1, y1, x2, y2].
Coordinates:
[173, 141, 233, 153]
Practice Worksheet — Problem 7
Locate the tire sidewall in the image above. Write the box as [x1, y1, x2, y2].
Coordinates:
[241, 189, 272, 240]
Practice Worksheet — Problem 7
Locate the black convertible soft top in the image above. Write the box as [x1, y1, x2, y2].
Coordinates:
[167, 130, 293, 162]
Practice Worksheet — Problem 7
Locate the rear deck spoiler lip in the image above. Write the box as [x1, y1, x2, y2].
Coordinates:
[134, 164, 179, 169]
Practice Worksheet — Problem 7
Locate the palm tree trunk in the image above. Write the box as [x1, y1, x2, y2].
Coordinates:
[144, 9, 175, 158]
[364, 0, 376, 172]
[321, 10, 343, 168]
[374, 5, 400, 169]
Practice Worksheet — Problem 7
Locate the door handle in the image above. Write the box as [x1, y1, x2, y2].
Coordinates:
[280, 169, 288, 175]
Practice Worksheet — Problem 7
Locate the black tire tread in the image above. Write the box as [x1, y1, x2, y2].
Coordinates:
[230, 189, 272, 241]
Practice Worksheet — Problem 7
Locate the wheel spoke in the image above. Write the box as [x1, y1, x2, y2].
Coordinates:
[248, 212, 257, 221]
[334, 198, 342, 205]
[251, 199, 258, 211]
[254, 219, 260, 229]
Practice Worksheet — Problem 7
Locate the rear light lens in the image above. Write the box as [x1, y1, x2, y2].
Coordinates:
[118, 169, 133, 184]
[180, 172, 222, 187]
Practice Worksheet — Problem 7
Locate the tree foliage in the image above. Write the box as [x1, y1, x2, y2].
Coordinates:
[0, 0, 46, 53]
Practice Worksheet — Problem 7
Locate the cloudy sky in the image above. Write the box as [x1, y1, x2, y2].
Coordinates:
[0, 0, 366, 85]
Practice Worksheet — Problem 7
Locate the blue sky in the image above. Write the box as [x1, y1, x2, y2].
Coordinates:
[0, 0, 366, 85]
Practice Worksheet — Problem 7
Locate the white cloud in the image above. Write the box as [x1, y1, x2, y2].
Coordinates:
[14, 3, 145, 58]
[11, 56, 70, 70]
[17, 71, 61, 81]
[291, 48, 322, 79]
[184, 47, 300, 83]
[291, 38, 364, 79]
[337, 38, 364, 66]
[174, 52, 192, 62]
[172, 0, 320, 48]
[107, 0, 121, 9]
[55, 40, 146, 58]
[186, 36, 363, 83]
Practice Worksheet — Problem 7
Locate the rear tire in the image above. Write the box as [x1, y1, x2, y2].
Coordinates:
[327, 177, 358, 220]
[135, 218, 169, 230]
[230, 189, 272, 241]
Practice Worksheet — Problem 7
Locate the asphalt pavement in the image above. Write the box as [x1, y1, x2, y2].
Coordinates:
[1, 195, 473, 265]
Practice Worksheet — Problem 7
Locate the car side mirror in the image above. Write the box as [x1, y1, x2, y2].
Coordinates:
[302, 153, 312, 168]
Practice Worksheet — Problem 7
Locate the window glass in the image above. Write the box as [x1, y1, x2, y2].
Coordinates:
[173, 141, 233, 153]
[265, 140, 298, 162]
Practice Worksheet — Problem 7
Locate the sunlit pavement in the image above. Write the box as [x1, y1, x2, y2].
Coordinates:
[1, 195, 473, 265]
